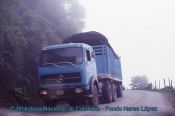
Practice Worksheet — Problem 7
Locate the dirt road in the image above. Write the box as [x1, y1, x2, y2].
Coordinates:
[1, 90, 174, 116]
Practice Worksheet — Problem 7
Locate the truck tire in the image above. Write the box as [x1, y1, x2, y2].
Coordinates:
[103, 81, 113, 103]
[88, 84, 99, 106]
[112, 84, 117, 101]
[117, 84, 123, 97]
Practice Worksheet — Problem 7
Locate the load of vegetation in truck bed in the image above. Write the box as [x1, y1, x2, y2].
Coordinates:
[63, 31, 119, 58]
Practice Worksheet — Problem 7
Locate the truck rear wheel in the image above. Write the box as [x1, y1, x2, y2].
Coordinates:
[89, 84, 99, 106]
[117, 84, 123, 97]
[112, 84, 117, 101]
[103, 81, 113, 103]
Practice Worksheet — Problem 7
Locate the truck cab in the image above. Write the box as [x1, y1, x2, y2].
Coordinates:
[38, 43, 98, 106]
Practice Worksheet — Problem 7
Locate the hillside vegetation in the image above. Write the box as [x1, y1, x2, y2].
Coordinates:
[0, 0, 85, 107]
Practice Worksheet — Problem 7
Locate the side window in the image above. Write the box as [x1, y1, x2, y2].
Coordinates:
[86, 50, 91, 61]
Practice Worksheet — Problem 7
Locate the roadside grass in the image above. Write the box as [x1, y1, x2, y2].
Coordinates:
[158, 87, 175, 108]
[131, 87, 175, 109]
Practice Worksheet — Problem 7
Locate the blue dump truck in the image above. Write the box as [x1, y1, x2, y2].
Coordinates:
[37, 31, 123, 106]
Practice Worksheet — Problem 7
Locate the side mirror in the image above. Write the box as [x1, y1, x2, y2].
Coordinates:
[91, 51, 96, 58]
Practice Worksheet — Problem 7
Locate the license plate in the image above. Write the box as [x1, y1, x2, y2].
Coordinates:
[56, 90, 64, 95]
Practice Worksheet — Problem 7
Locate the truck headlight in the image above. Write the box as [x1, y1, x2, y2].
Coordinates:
[40, 90, 48, 95]
[74, 88, 83, 93]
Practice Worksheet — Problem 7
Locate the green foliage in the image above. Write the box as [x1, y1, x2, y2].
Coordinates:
[13, 87, 31, 101]
[0, 0, 85, 106]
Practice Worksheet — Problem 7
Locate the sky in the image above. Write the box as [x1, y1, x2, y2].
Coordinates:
[78, 0, 175, 88]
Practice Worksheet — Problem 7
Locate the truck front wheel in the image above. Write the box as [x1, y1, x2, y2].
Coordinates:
[89, 84, 99, 106]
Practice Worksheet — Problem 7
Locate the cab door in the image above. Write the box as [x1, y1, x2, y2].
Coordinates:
[84, 49, 97, 85]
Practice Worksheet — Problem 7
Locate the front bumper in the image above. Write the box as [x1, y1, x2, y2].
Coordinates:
[38, 85, 92, 100]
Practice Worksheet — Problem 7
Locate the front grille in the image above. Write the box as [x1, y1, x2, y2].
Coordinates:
[41, 72, 81, 84]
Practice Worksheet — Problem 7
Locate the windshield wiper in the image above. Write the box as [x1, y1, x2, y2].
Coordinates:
[42, 62, 75, 67]
[41, 63, 59, 67]
[56, 62, 75, 66]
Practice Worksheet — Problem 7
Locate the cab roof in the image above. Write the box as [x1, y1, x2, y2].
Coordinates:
[43, 43, 92, 50]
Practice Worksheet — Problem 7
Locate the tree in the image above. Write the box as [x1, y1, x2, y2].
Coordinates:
[0, 0, 85, 106]
[129, 75, 149, 90]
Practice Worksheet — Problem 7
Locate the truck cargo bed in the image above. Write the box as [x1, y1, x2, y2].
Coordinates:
[93, 45, 122, 81]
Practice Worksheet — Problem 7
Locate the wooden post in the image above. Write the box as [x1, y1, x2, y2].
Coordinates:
[164, 78, 165, 88]
[168, 78, 170, 87]
[155, 80, 157, 89]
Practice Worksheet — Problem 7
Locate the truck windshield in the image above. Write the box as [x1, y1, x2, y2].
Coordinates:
[40, 47, 83, 66]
